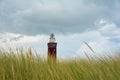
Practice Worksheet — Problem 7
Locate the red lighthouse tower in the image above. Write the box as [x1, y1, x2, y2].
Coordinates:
[48, 33, 57, 59]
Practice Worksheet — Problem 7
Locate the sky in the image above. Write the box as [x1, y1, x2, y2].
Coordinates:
[0, 0, 120, 59]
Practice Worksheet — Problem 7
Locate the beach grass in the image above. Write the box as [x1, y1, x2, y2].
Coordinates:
[0, 48, 120, 80]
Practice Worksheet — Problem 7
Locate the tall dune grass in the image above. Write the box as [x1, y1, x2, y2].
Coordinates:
[0, 48, 120, 80]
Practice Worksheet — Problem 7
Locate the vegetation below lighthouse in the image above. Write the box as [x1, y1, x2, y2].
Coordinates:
[0, 48, 120, 80]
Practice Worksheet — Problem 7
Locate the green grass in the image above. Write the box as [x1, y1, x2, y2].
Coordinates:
[0, 48, 120, 80]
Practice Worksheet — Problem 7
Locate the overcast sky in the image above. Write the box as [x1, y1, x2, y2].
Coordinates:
[0, 0, 120, 59]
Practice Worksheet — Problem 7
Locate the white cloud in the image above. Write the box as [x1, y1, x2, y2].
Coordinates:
[0, 33, 48, 54]
[0, 19, 120, 59]
[0, 33, 48, 43]
[98, 20, 120, 36]
[74, 19, 120, 59]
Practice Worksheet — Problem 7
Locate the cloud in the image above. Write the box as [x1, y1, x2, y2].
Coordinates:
[0, 32, 48, 43]
[0, 0, 120, 59]
[0, 19, 120, 59]
[75, 19, 120, 59]
[0, 32, 48, 57]
[98, 20, 120, 36]
[0, 0, 120, 35]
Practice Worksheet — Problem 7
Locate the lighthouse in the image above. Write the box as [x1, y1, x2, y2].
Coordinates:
[48, 33, 57, 60]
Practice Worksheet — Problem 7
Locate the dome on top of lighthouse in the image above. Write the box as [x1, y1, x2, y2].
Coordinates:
[49, 33, 56, 42]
